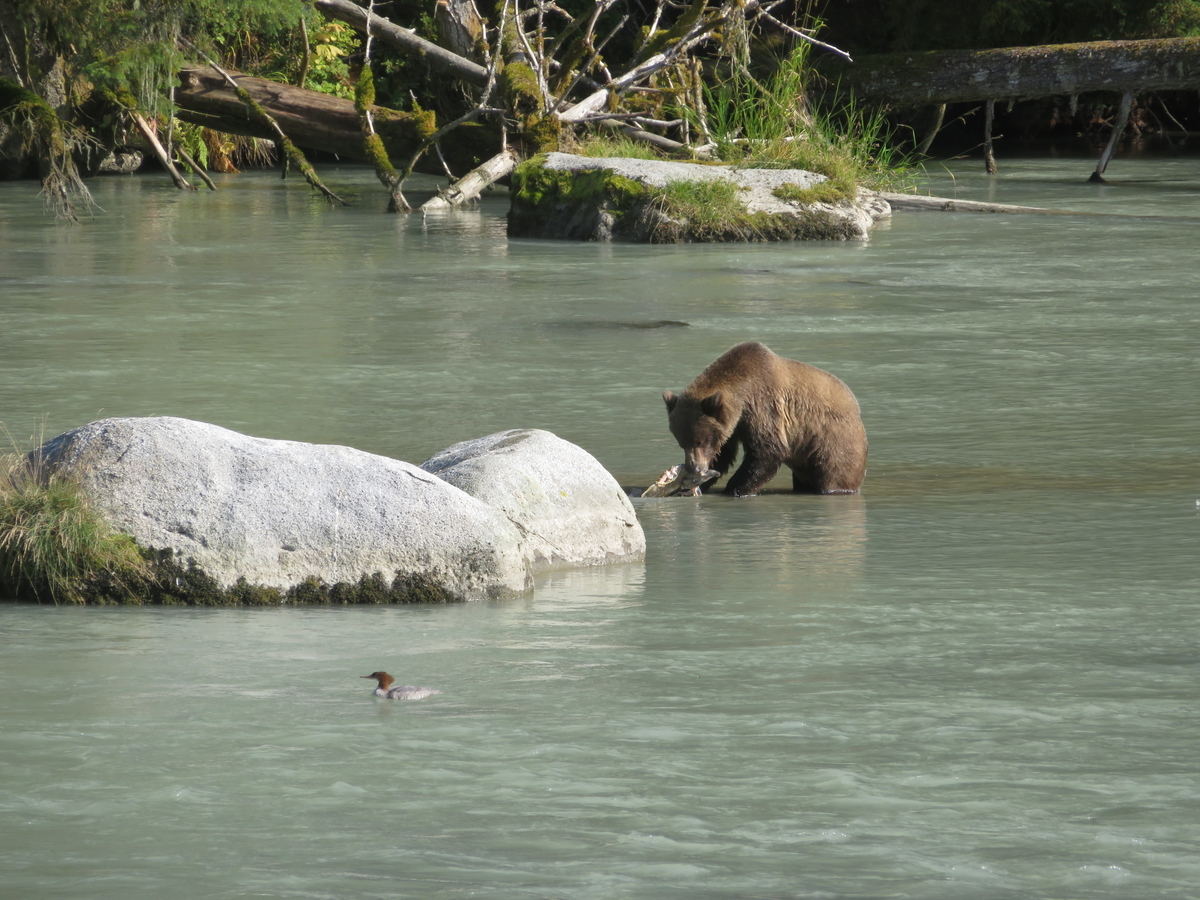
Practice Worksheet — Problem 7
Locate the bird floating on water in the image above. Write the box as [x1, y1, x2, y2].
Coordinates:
[361, 671, 442, 700]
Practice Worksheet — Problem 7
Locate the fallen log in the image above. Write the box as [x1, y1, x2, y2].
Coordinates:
[173, 65, 495, 176]
[875, 192, 1063, 214]
[820, 37, 1200, 106]
[875, 192, 1194, 220]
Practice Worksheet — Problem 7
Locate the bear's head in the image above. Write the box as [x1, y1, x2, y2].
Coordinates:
[663, 390, 733, 477]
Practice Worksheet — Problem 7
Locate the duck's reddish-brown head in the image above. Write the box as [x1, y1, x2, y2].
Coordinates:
[361, 671, 395, 689]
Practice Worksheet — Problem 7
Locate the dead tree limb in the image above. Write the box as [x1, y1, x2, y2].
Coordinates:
[131, 111, 195, 190]
[356, 0, 409, 211]
[419, 147, 518, 210]
[313, 0, 490, 87]
[175, 144, 217, 189]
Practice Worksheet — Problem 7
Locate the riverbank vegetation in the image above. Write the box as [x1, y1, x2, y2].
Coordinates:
[3, 0, 1199, 218]
[0, 450, 149, 604]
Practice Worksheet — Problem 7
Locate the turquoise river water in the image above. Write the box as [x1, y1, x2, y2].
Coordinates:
[1, 151, 1198, 899]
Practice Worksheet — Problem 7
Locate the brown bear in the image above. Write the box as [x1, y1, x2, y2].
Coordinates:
[662, 341, 867, 496]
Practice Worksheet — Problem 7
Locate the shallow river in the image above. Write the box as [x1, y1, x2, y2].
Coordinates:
[1, 150, 1198, 899]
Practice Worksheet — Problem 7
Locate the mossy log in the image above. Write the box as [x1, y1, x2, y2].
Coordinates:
[820, 38, 1200, 105]
[173, 66, 493, 175]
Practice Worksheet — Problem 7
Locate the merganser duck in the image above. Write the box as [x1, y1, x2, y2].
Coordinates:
[361, 671, 442, 700]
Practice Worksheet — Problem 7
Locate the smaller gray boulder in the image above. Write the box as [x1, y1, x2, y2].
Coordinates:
[420, 429, 645, 571]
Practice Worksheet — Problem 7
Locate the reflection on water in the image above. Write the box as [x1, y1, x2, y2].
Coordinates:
[2, 156, 1199, 898]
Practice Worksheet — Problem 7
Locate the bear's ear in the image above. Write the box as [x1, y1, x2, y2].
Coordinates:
[662, 390, 678, 413]
[699, 392, 724, 419]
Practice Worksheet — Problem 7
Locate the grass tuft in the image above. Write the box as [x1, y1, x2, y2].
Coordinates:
[655, 178, 748, 235]
[568, 132, 667, 160]
[682, 46, 917, 195]
[0, 445, 150, 604]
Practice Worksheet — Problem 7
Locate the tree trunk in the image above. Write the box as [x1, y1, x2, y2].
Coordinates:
[820, 38, 1200, 106]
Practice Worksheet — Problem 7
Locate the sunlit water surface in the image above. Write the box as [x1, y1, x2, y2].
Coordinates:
[1, 153, 1198, 899]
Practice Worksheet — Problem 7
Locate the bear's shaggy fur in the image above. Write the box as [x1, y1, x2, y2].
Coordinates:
[662, 342, 867, 496]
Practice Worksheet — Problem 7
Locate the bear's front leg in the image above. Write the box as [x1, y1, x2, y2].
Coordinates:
[723, 448, 781, 497]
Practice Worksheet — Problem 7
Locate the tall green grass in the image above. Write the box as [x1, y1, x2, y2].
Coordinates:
[685, 46, 916, 196]
[0, 447, 149, 604]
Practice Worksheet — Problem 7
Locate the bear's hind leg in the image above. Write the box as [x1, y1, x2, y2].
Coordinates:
[790, 465, 823, 494]
[792, 434, 866, 494]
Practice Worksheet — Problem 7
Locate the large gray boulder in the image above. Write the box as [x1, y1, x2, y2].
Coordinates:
[508, 152, 891, 243]
[420, 429, 645, 571]
[37, 417, 532, 600]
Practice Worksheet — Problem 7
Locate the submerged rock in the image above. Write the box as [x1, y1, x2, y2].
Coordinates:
[37, 417, 532, 601]
[420, 428, 645, 571]
[508, 152, 891, 243]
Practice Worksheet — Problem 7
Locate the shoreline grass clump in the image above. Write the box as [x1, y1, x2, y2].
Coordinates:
[684, 45, 916, 196]
[0, 451, 149, 605]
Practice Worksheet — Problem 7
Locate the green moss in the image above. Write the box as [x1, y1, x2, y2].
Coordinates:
[354, 63, 377, 114]
[499, 61, 542, 121]
[373, 106, 438, 157]
[640, 0, 707, 58]
[127, 554, 466, 606]
[498, 62, 562, 151]
[363, 131, 395, 177]
[511, 156, 649, 209]
[523, 114, 562, 153]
